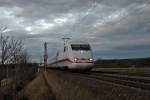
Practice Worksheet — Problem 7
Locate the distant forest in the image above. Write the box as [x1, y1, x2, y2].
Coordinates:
[95, 57, 150, 68]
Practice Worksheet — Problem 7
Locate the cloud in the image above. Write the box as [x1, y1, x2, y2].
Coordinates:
[0, 0, 150, 61]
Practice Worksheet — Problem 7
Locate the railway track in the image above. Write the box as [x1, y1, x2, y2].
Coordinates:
[45, 70, 150, 91]
[84, 71, 150, 91]
[45, 69, 150, 91]
[90, 71, 150, 83]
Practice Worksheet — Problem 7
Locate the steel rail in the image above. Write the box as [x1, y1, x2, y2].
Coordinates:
[85, 71, 150, 91]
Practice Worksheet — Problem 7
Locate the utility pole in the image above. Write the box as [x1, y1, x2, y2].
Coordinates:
[40, 56, 42, 66]
[44, 42, 48, 72]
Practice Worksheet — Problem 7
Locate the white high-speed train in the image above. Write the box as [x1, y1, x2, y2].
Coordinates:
[49, 40, 94, 71]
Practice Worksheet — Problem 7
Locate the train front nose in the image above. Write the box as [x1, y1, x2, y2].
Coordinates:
[70, 58, 94, 70]
[70, 43, 94, 70]
[70, 63, 94, 71]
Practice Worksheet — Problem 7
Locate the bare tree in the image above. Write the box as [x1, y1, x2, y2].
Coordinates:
[0, 27, 30, 64]
[0, 27, 11, 64]
[9, 38, 24, 64]
[19, 49, 31, 64]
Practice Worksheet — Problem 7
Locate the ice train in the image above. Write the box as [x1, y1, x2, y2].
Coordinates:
[49, 40, 94, 71]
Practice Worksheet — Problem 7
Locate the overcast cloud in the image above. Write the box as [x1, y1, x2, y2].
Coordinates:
[0, 0, 150, 61]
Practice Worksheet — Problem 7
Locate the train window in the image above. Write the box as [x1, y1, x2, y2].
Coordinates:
[71, 44, 90, 51]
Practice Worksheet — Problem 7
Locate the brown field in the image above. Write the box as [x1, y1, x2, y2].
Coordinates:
[92, 67, 150, 77]
[93, 57, 150, 76]
[94, 57, 150, 68]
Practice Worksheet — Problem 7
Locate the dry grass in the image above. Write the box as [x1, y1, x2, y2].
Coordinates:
[23, 73, 55, 100]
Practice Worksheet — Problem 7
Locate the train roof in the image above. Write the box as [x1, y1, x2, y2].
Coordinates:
[68, 40, 89, 45]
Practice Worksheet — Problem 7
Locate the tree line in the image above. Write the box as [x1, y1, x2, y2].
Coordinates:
[0, 27, 30, 64]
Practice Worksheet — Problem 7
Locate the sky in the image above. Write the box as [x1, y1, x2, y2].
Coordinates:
[0, 0, 150, 62]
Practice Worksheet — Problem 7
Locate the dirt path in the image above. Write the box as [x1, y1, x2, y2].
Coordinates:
[23, 73, 56, 100]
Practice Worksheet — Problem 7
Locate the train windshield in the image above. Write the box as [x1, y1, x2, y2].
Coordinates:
[71, 44, 90, 51]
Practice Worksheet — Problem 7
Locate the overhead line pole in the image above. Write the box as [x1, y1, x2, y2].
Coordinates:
[44, 42, 48, 72]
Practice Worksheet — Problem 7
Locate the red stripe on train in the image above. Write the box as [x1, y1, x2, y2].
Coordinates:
[50, 58, 93, 65]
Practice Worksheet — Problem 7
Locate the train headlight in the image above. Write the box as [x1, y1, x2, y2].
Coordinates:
[74, 58, 77, 61]
[89, 58, 93, 61]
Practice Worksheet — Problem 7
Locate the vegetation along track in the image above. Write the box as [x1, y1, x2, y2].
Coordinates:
[85, 71, 150, 91]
